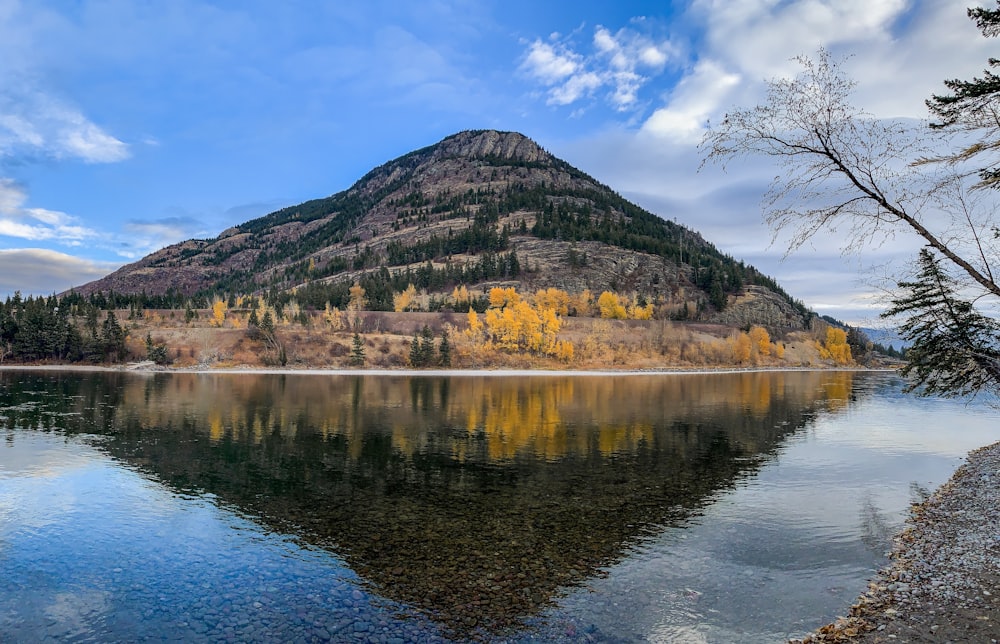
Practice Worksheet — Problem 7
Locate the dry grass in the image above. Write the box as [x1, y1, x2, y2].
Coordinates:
[119, 309, 832, 370]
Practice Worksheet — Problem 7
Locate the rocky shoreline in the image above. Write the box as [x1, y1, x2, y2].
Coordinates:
[796, 441, 1000, 643]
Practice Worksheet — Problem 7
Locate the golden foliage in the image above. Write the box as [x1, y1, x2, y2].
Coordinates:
[822, 327, 852, 365]
[348, 283, 367, 311]
[394, 283, 418, 312]
[598, 291, 627, 319]
[211, 300, 227, 327]
[323, 304, 345, 331]
[554, 340, 575, 362]
[459, 287, 571, 360]
[465, 309, 484, 340]
[451, 285, 471, 306]
[533, 287, 570, 316]
[628, 297, 655, 320]
[572, 289, 594, 316]
[488, 286, 520, 309]
[749, 326, 771, 356]
[728, 331, 752, 364]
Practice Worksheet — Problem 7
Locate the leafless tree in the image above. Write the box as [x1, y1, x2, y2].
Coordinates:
[701, 49, 1000, 396]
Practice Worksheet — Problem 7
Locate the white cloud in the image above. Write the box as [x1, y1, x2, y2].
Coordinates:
[60, 115, 129, 163]
[0, 178, 99, 242]
[642, 59, 741, 143]
[643, 0, 994, 142]
[0, 248, 120, 297]
[0, 88, 129, 164]
[549, 71, 603, 106]
[0, 2, 129, 165]
[520, 25, 677, 112]
[522, 40, 580, 83]
[530, 1, 1000, 326]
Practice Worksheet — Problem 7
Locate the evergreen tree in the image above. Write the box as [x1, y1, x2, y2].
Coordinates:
[350, 332, 366, 366]
[145, 333, 169, 365]
[927, 3, 1000, 189]
[101, 311, 128, 362]
[419, 324, 436, 366]
[883, 248, 1000, 397]
[261, 310, 275, 334]
[409, 334, 422, 367]
[438, 327, 452, 367]
[248, 308, 260, 328]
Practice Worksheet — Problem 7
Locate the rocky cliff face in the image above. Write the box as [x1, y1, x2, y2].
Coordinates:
[73, 130, 808, 329]
[434, 129, 549, 162]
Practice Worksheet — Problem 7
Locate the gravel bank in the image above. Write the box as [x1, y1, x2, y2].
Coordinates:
[795, 441, 1000, 643]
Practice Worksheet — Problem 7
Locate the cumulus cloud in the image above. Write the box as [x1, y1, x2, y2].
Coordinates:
[522, 40, 581, 84]
[531, 1, 1000, 323]
[0, 248, 120, 297]
[642, 59, 740, 143]
[520, 24, 677, 111]
[642, 0, 994, 141]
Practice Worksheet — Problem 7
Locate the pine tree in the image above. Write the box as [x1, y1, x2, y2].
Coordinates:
[419, 324, 436, 366]
[409, 334, 422, 367]
[261, 310, 275, 334]
[438, 327, 452, 367]
[927, 3, 1000, 189]
[883, 249, 1000, 397]
[101, 311, 127, 362]
[350, 332, 366, 366]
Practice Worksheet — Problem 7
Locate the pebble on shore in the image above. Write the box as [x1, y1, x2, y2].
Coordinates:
[793, 441, 1000, 643]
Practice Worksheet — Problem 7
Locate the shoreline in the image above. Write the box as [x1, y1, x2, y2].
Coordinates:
[795, 441, 1000, 643]
[0, 363, 891, 377]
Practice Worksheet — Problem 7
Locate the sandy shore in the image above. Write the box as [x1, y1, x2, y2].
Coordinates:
[795, 441, 1000, 643]
[0, 363, 886, 377]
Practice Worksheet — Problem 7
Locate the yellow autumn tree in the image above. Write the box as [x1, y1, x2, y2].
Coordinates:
[533, 288, 570, 316]
[822, 327, 852, 365]
[348, 283, 367, 312]
[728, 331, 752, 364]
[394, 283, 418, 312]
[323, 303, 345, 331]
[628, 295, 655, 320]
[488, 286, 520, 309]
[474, 287, 569, 357]
[554, 340, 574, 362]
[465, 309, 484, 340]
[570, 289, 593, 317]
[211, 299, 227, 327]
[749, 326, 771, 357]
[451, 285, 471, 307]
[598, 291, 627, 319]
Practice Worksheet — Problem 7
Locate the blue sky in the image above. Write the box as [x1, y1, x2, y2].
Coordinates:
[0, 0, 993, 324]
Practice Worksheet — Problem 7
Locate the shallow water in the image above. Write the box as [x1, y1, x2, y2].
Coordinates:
[0, 370, 996, 642]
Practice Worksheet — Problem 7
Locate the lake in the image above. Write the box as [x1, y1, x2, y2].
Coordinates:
[1, 369, 997, 642]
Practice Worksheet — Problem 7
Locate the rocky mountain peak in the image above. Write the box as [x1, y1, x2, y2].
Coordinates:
[434, 130, 550, 164]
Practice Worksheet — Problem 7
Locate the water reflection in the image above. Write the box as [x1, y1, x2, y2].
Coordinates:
[0, 370, 860, 638]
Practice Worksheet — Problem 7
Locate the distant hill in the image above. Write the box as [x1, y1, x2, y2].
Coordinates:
[861, 327, 907, 351]
[73, 130, 808, 328]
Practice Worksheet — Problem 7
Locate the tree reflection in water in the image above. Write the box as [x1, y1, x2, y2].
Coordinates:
[0, 370, 861, 638]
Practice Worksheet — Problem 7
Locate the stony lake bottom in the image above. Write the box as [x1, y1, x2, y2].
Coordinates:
[1, 369, 998, 643]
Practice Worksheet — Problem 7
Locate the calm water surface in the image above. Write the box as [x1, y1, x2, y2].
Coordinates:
[0, 370, 997, 643]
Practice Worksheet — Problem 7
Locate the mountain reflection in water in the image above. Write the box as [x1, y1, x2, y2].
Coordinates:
[0, 370, 859, 637]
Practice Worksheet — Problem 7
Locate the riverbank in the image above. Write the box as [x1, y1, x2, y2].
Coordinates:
[795, 441, 1000, 643]
[0, 363, 888, 377]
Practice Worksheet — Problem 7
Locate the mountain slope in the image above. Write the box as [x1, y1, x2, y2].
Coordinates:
[74, 130, 807, 327]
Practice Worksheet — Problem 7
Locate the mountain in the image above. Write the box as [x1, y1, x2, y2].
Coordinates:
[73, 130, 807, 327]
